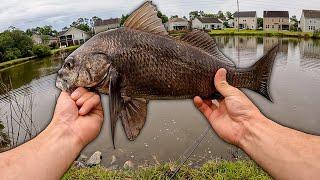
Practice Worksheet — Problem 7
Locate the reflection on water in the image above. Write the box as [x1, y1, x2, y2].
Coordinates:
[0, 36, 320, 167]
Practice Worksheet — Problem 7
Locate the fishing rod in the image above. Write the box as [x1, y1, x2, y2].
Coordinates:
[168, 126, 211, 180]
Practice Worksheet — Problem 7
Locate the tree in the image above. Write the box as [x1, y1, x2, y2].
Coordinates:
[217, 11, 226, 20]
[26, 26, 58, 36]
[257, 17, 263, 29]
[157, 11, 168, 23]
[223, 21, 230, 28]
[290, 15, 298, 31]
[90, 16, 102, 27]
[225, 11, 233, 20]
[171, 15, 178, 19]
[120, 14, 130, 26]
[189, 11, 201, 20]
[70, 18, 91, 32]
[32, 44, 52, 58]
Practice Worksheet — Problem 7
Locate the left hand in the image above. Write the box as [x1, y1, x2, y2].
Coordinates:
[52, 87, 104, 147]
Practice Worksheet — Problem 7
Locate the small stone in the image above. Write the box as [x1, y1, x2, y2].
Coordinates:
[86, 151, 102, 167]
[74, 161, 86, 168]
[208, 151, 211, 154]
[107, 165, 119, 170]
[123, 160, 134, 169]
[130, 155, 134, 158]
[110, 155, 117, 165]
[78, 154, 88, 163]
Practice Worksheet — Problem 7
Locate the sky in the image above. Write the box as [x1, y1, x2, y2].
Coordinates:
[1, 0, 320, 32]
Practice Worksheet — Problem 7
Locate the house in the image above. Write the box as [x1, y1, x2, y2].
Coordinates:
[165, 17, 189, 31]
[31, 34, 58, 46]
[94, 18, 121, 34]
[263, 11, 289, 31]
[227, 19, 234, 28]
[299, 10, 320, 32]
[192, 17, 223, 30]
[58, 27, 91, 47]
[234, 11, 257, 30]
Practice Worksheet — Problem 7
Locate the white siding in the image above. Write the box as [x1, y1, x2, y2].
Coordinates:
[94, 23, 120, 34]
[192, 18, 223, 30]
[167, 21, 189, 31]
[300, 14, 320, 32]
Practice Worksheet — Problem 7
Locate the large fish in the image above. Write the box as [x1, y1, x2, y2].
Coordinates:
[56, 1, 278, 147]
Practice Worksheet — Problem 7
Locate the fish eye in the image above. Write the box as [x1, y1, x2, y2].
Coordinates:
[64, 61, 73, 70]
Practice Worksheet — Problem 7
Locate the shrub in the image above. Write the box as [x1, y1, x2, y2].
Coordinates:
[313, 29, 320, 39]
[4, 48, 21, 61]
[32, 44, 52, 58]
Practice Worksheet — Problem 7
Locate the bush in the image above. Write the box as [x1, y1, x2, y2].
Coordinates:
[32, 44, 52, 58]
[313, 29, 320, 39]
[4, 48, 21, 61]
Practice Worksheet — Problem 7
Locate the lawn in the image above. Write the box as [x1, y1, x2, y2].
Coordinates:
[63, 160, 271, 180]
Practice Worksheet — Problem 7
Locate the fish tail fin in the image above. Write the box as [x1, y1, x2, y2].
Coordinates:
[250, 44, 279, 102]
[233, 44, 279, 102]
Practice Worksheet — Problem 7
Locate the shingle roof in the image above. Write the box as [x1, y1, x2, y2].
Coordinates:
[169, 17, 188, 23]
[234, 11, 256, 18]
[302, 10, 320, 18]
[94, 18, 120, 26]
[264, 11, 289, 18]
[197, 17, 222, 23]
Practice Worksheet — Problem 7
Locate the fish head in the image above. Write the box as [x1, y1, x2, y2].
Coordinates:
[56, 38, 112, 93]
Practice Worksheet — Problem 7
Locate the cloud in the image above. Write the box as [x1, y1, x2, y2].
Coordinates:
[0, 0, 320, 32]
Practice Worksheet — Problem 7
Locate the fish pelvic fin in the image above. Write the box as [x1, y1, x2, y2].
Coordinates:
[120, 98, 148, 141]
[232, 44, 279, 102]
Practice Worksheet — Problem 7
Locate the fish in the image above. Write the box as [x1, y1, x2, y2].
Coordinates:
[56, 1, 279, 148]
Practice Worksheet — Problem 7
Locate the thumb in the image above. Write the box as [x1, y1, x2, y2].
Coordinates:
[214, 68, 239, 97]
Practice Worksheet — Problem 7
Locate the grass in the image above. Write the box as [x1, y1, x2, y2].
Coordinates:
[209, 28, 314, 38]
[63, 160, 271, 180]
[51, 45, 80, 55]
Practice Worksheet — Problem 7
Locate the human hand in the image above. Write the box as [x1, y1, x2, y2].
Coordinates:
[52, 87, 104, 147]
[194, 68, 264, 146]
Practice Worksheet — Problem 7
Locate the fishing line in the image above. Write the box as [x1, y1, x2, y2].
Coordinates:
[168, 126, 211, 180]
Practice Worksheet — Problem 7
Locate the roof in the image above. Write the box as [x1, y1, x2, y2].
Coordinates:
[59, 27, 89, 37]
[169, 17, 188, 23]
[264, 11, 289, 18]
[94, 18, 120, 26]
[302, 10, 320, 18]
[197, 17, 222, 23]
[234, 11, 256, 18]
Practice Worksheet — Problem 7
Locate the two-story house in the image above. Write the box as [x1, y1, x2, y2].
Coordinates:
[58, 27, 91, 47]
[263, 11, 290, 31]
[300, 10, 320, 32]
[234, 11, 257, 30]
[94, 18, 121, 34]
[165, 17, 189, 31]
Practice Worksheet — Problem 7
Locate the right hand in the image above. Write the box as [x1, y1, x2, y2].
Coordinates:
[194, 68, 264, 146]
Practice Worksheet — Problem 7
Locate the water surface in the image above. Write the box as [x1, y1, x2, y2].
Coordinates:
[1, 36, 320, 167]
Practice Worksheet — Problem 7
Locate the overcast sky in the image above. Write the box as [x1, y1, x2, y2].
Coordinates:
[1, 0, 320, 32]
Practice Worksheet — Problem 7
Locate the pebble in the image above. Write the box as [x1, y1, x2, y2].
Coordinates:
[123, 160, 134, 169]
[78, 154, 88, 163]
[86, 151, 102, 167]
[74, 161, 86, 168]
[110, 155, 117, 165]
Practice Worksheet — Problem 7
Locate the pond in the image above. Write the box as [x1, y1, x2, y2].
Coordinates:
[0, 36, 320, 168]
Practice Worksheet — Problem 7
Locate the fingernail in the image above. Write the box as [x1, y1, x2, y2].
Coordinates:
[79, 108, 85, 115]
[71, 91, 80, 99]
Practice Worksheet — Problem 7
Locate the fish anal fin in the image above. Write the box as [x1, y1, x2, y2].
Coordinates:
[124, 1, 168, 36]
[120, 98, 148, 141]
[179, 30, 235, 66]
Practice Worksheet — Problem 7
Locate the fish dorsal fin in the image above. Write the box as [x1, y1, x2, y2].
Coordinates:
[179, 30, 218, 55]
[124, 1, 168, 36]
[180, 30, 235, 66]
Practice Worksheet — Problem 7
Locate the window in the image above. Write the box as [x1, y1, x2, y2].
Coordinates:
[272, 25, 274, 28]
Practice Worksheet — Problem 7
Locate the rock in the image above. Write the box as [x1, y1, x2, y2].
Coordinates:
[107, 165, 119, 170]
[86, 151, 102, 167]
[78, 154, 88, 163]
[123, 160, 134, 169]
[74, 161, 86, 168]
[110, 155, 117, 165]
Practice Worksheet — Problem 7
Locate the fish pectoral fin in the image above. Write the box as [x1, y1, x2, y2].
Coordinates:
[109, 69, 122, 149]
[120, 98, 148, 141]
[123, 1, 168, 36]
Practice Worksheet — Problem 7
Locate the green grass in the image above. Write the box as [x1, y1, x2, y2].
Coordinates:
[51, 45, 80, 54]
[63, 160, 271, 180]
[0, 56, 37, 69]
[209, 28, 314, 38]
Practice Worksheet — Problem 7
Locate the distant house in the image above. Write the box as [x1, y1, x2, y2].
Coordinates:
[192, 17, 223, 30]
[58, 27, 91, 47]
[263, 11, 289, 31]
[31, 34, 58, 46]
[227, 19, 234, 28]
[234, 11, 257, 30]
[165, 17, 189, 31]
[300, 10, 320, 32]
[94, 18, 121, 34]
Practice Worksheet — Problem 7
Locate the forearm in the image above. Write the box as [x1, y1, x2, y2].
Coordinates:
[0, 122, 83, 180]
[239, 114, 320, 179]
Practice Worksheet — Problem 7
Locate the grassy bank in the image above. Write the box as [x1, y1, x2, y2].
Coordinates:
[51, 45, 79, 55]
[63, 160, 270, 180]
[209, 28, 315, 38]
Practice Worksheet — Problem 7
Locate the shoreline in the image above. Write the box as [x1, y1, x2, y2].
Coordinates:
[63, 159, 270, 179]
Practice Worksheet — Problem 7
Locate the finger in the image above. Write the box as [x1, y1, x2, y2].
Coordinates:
[193, 96, 213, 119]
[214, 68, 239, 97]
[71, 87, 88, 101]
[79, 94, 101, 115]
[76, 92, 95, 106]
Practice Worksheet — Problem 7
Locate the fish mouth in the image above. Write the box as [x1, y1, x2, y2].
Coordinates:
[56, 78, 76, 93]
